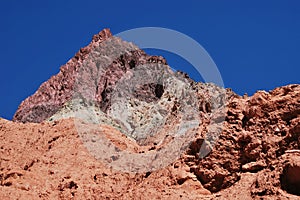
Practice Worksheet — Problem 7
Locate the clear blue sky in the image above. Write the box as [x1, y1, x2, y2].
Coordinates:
[1, 0, 299, 120]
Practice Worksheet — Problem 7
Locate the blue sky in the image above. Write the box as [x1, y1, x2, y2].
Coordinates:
[1, 0, 299, 120]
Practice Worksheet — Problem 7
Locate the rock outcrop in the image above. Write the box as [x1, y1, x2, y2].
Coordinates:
[2, 28, 299, 199]
[13, 28, 167, 123]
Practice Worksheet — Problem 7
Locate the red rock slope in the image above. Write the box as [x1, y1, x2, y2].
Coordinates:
[1, 84, 299, 199]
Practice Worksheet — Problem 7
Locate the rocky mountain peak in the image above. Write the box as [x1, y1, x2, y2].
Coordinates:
[13, 28, 169, 124]
[92, 28, 112, 43]
[5, 28, 300, 199]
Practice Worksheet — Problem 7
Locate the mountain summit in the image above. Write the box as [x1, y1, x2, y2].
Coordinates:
[13, 28, 167, 123]
[0, 29, 299, 199]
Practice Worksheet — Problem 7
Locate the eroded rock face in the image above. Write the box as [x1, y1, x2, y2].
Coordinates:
[181, 84, 300, 196]
[13, 28, 226, 151]
[13, 29, 167, 123]
[6, 28, 300, 199]
[1, 84, 300, 199]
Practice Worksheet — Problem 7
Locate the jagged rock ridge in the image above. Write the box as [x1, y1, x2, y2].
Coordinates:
[13, 28, 169, 123]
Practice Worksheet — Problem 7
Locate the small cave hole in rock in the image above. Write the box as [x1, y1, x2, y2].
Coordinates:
[4, 182, 12, 187]
[68, 181, 78, 189]
[177, 178, 187, 185]
[145, 172, 151, 178]
[280, 164, 300, 196]
[129, 59, 136, 69]
[155, 84, 164, 98]
[241, 115, 249, 128]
